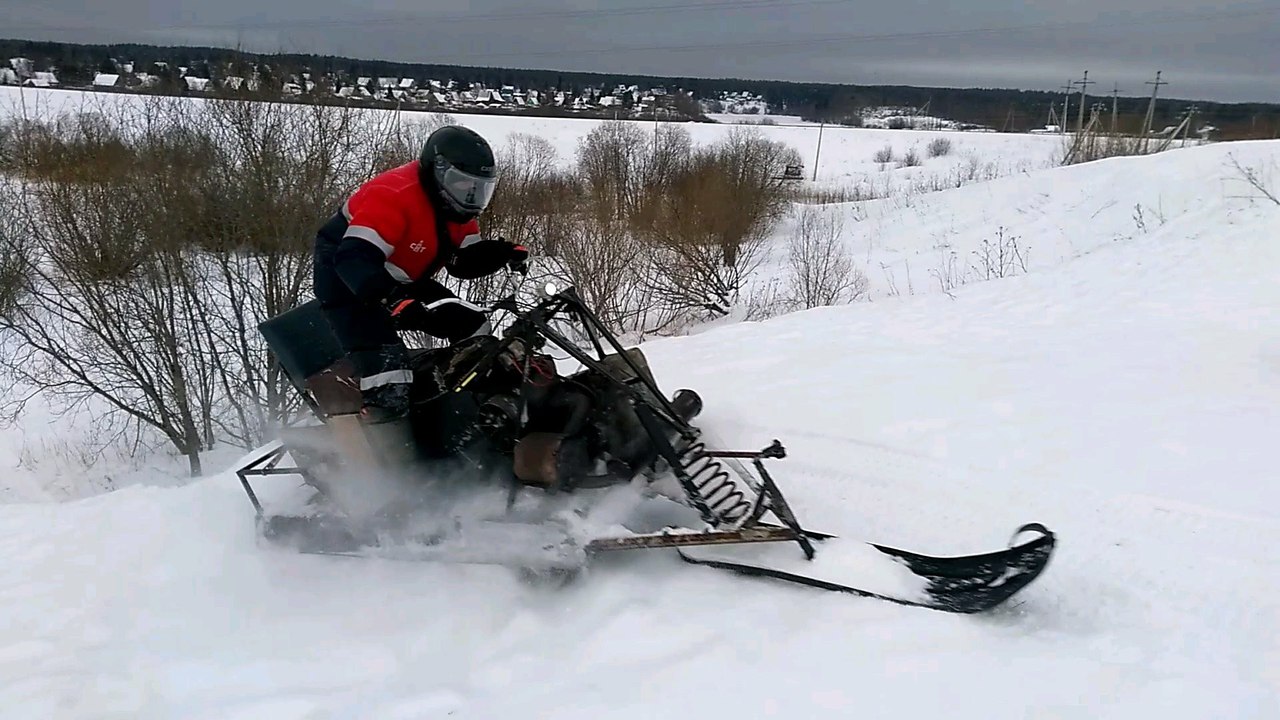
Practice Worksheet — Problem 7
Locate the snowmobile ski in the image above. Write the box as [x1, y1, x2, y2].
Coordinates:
[676, 523, 1055, 614]
[258, 512, 587, 572]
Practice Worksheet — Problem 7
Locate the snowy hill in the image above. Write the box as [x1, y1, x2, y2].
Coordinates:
[0, 89, 1278, 715]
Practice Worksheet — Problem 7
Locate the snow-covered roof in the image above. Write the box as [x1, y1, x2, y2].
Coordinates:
[32, 71, 58, 84]
[93, 73, 121, 87]
[398, 78, 416, 88]
[356, 77, 372, 87]
[184, 76, 210, 92]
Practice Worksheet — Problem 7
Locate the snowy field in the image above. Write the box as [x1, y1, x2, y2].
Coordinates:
[1, 86, 1062, 187]
[1, 86, 1279, 716]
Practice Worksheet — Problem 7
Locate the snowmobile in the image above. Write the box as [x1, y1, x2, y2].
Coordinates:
[237, 282, 1056, 614]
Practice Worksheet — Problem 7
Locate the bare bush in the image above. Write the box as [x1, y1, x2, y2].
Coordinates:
[638, 123, 694, 194]
[484, 132, 567, 249]
[548, 217, 653, 331]
[873, 145, 894, 164]
[785, 205, 867, 309]
[0, 97, 389, 475]
[576, 120, 649, 224]
[0, 198, 27, 316]
[929, 249, 964, 295]
[1061, 122, 1147, 166]
[927, 137, 953, 158]
[1, 155, 220, 475]
[369, 111, 458, 176]
[969, 227, 1029, 280]
[1228, 153, 1280, 206]
[898, 147, 922, 168]
[638, 128, 800, 319]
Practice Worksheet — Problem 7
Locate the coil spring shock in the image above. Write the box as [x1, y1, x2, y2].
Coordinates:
[677, 440, 753, 528]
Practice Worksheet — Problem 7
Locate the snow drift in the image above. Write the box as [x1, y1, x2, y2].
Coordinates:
[1, 137, 1278, 717]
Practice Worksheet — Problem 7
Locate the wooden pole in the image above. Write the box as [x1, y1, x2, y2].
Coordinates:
[812, 121, 825, 181]
[1075, 70, 1095, 133]
[1140, 71, 1167, 153]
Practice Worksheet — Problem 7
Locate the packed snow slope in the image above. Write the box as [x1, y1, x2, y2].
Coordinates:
[2, 141, 1279, 718]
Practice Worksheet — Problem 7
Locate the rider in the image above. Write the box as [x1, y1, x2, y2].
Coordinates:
[313, 125, 527, 423]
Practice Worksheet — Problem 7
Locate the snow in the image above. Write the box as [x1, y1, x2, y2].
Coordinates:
[1, 85, 1279, 716]
[0, 86, 1063, 187]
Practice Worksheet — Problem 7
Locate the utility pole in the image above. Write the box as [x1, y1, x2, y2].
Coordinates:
[1140, 70, 1167, 153]
[1110, 83, 1121, 135]
[1075, 70, 1095, 133]
[1182, 104, 1199, 147]
[812, 121, 825, 181]
[1059, 81, 1075, 134]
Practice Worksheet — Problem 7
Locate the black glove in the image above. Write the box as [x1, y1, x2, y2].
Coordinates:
[446, 237, 530, 279]
[379, 286, 434, 328]
[507, 243, 530, 275]
[380, 284, 489, 342]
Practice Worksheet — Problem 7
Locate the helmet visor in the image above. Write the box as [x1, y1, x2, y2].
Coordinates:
[436, 162, 498, 213]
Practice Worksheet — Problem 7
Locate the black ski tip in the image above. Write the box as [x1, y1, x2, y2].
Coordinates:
[873, 523, 1056, 614]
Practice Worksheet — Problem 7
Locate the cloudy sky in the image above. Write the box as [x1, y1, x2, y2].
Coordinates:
[4, 0, 1278, 102]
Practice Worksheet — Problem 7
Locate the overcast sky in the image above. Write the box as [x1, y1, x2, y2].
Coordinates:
[4, 0, 1278, 102]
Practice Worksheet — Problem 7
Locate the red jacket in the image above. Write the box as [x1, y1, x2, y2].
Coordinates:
[340, 161, 481, 284]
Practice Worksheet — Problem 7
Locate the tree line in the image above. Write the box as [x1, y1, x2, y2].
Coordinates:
[2, 38, 1278, 138]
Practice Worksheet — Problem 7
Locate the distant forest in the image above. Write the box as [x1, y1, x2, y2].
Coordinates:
[3, 38, 1278, 138]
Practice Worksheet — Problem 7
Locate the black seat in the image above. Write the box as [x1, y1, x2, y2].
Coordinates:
[258, 299, 345, 391]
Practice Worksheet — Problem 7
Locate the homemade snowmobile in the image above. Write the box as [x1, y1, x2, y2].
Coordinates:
[237, 283, 1056, 614]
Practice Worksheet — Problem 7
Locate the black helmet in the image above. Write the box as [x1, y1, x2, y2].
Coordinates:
[419, 125, 498, 221]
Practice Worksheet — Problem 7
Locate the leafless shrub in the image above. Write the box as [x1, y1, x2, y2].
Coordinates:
[0, 198, 27, 316]
[927, 137, 953, 158]
[1, 153, 221, 475]
[483, 132, 566, 249]
[0, 119, 15, 171]
[1227, 153, 1280, 206]
[638, 123, 694, 194]
[898, 147, 923, 168]
[929, 249, 964, 295]
[368, 111, 458, 176]
[547, 217, 652, 331]
[873, 145, 894, 164]
[638, 127, 800, 320]
[969, 226, 1029, 280]
[0, 97, 390, 476]
[1061, 120, 1148, 165]
[576, 119, 649, 225]
[785, 205, 867, 309]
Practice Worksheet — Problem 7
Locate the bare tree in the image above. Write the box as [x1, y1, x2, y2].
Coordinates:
[786, 205, 867, 309]
[1, 160, 218, 475]
[484, 132, 572, 251]
[576, 120, 649, 225]
[0, 97, 391, 475]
